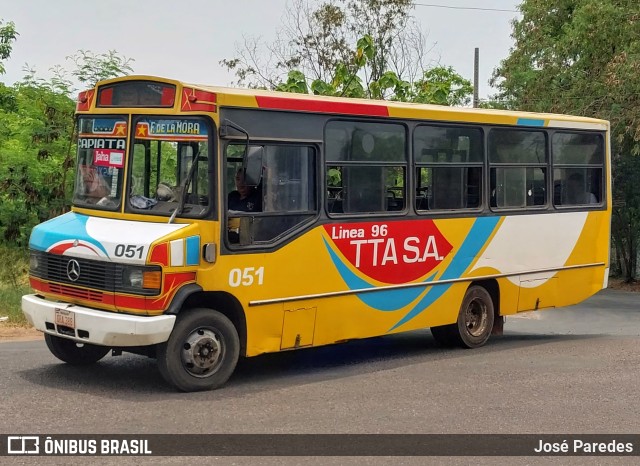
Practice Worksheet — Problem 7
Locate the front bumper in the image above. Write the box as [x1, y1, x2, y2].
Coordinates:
[22, 294, 176, 347]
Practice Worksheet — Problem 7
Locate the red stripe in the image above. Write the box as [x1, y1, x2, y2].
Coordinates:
[115, 271, 196, 311]
[150, 242, 168, 267]
[30, 271, 196, 312]
[76, 89, 95, 111]
[114, 294, 146, 310]
[29, 277, 114, 306]
[99, 87, 113, 106]
[48, 243, 74, 255]
[185, 102, 217, 112]
[161, 87, 176, 106]
[181, 88, 217, 112]
[195, 89, 216, 103]
[255, 96, 389, 116]
[30, 276, 49, 293]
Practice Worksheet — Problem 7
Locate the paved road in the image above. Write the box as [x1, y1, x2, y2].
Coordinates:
[1, 289, 638, 465]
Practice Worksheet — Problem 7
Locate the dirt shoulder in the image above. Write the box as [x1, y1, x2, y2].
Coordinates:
[0, 325, 43, 342]
[607, 278, 640, 292]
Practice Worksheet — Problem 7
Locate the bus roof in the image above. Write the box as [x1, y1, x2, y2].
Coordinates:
[91, 75, 610, 131]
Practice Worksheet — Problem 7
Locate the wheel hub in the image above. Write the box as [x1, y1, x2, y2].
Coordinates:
[181, 329, 223, 377]
[465, 298, 488, 337]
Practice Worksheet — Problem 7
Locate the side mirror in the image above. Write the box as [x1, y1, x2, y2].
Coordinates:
[244, 146, 263, 186]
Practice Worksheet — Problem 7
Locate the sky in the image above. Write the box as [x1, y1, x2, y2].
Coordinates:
[0, 0, 521, 100]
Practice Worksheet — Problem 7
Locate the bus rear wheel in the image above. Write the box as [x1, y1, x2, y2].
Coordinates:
[431, 285, 494, 349]
[44, 334, 110, 365]
[157, 308, 240, 392]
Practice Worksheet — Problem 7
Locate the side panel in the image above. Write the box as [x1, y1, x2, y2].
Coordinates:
[281, 305, 317, 349]
[206, 211, 609, 357]
[213, 106, 610, 356]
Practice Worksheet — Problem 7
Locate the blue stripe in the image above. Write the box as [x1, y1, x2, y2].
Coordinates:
[516, 118, 545, 127]
[185, 236, 200, 266]
[322, 237, 429, 311]
[29, 212, 108, 256]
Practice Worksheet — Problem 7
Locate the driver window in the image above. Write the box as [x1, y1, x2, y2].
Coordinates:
[226, 143, 316, 245]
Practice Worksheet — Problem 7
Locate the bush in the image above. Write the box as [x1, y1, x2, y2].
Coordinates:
[0, 245, 28, 287]
[0, 284, 30, 324]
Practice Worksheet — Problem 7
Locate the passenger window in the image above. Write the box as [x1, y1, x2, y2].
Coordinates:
[489, 129, 547, 209]
[414, 125, 483, 211]
[552, 132, 604, 206]
[325, 121, 406, 214]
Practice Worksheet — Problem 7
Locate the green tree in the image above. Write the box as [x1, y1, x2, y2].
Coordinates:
[0, 19, 18, 75]
[0, 24, 135, 246]
[0, 74, 76, 246]
[412, 66, 473, 106]
[222, 0, 427, 93]
[276, 35, 472, 106]
[67, 49, 134, 88]
[491, 0, 640, 281]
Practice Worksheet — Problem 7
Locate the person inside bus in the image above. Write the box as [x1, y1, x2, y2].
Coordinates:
[80, 164, 110, 200]
[563, 172, 597, 205]
[228, 168, 262, 212]
[227, 168, 262, 243]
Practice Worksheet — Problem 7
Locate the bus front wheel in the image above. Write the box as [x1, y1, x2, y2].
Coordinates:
[45, 334, 110, 365]
[157, 308, 240, 392]
[431, 285, 494, 349]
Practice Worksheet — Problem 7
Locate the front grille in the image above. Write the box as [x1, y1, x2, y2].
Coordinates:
[32, 251, 117, 291]
[30, 250, 160, 297]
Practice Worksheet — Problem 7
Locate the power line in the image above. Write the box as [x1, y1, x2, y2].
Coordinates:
[414, 3, 519, 13]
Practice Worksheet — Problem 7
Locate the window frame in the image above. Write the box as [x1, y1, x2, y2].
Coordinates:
[488, 127, 549, 212]
[72, 115, 128, 212]
[324, 118, 409, 218]
[223, 141, 320, 249]
[413, 123, 485, 214]
[124, 115, 216, 220]
[551, 130, 606, 209]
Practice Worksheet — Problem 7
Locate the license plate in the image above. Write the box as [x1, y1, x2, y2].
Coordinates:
[55, 309, 75, 329]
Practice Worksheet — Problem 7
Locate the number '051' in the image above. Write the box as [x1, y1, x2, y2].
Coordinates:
[229, 267, 265, 287]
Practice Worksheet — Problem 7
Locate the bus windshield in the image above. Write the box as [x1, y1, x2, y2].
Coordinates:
[72, 115, 212, 217]
[127, 117, 211, 218]
[73, 116, 128, 210]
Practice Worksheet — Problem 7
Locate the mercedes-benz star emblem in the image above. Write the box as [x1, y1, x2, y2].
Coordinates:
[66, 259, 81, 282]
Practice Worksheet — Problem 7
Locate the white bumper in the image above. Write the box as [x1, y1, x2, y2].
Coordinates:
[22, 294, 176, 347]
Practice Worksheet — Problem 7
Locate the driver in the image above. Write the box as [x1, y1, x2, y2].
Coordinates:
[228, 169, 261, 212]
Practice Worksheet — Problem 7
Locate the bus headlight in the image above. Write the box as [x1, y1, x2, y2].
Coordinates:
[29, 250, 46, 277]
[29, 252, 40, 272]
[120, 266, 162, 294]
[124, 268, 143, 288]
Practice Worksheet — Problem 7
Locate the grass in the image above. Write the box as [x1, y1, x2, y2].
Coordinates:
[0, 283, 31, 326]
[0, 247, 30, 326]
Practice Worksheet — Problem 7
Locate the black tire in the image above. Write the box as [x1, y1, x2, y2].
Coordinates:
[44, 334, 110, 365]
[430, 323, 457, 347]
[430, 285, 495, 349]
[157, 308, 240, 392]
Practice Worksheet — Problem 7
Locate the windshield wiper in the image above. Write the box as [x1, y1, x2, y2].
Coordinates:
[168, 155, 201, 224]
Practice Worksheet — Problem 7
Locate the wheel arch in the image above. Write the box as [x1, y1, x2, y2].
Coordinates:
[167, 288, 248, 356]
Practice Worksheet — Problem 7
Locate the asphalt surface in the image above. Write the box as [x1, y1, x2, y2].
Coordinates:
[0, 288, 638, 465]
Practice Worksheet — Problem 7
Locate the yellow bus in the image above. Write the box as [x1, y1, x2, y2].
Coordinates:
[22, 76, 611, 391]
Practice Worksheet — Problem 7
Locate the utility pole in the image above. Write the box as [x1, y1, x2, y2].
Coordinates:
[473, 47, 479, 108]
